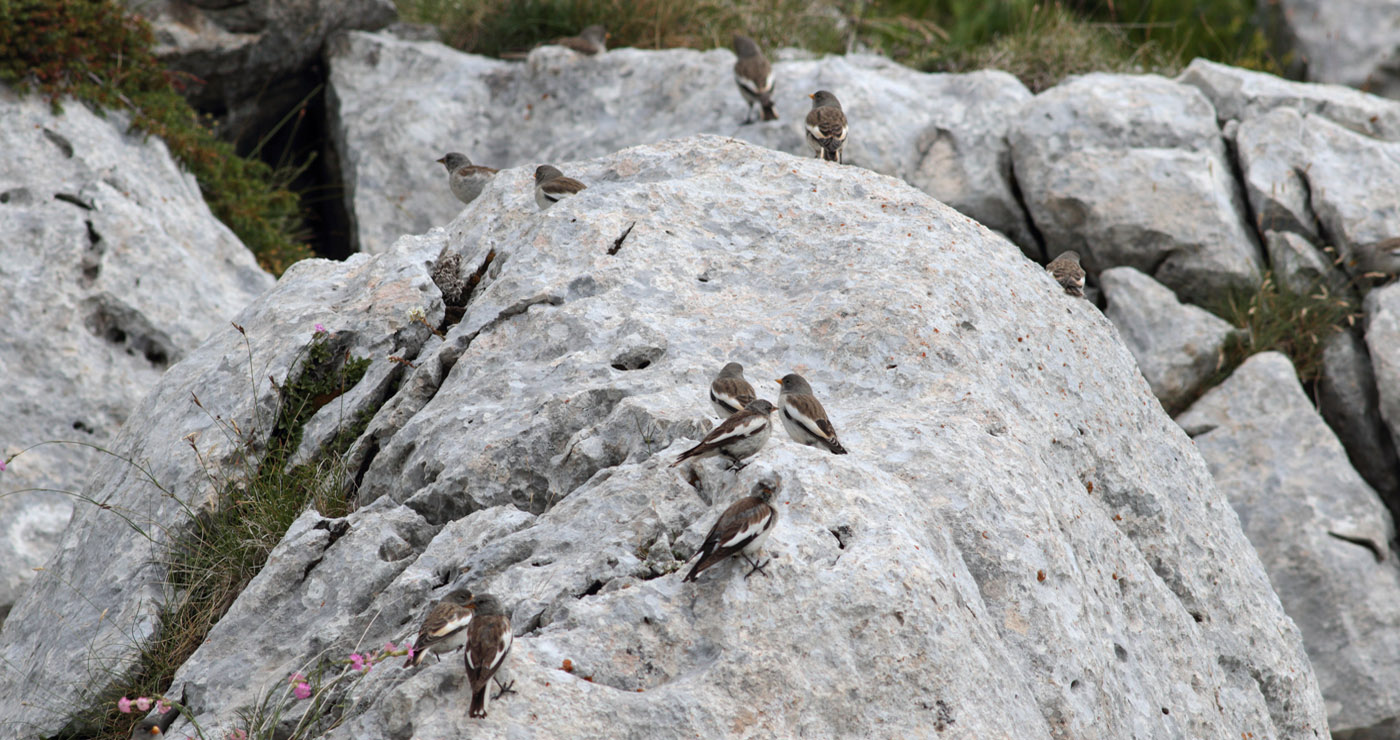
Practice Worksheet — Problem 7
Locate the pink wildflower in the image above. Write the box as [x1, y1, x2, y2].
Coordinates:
[227, 730, 248, 740]
[349, 653, 364, 671]
[156, 698, 172, 714]
[383, 641, 397, 654]
[287, 672, 306, 685]
[0, 458, 7, 471]
[135, 696, 152, 712]
[314, 323, 326, 334]
[117, 697, 133, 713]
[293, 682, 312, 700]
[407, 645, 415, 660]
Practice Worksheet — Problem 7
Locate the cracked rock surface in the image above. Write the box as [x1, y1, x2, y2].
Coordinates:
[2, 135, 1331, 738]
[0, 87, 273, 622]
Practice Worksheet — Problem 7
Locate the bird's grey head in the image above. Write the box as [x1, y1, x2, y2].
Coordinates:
[438, 152, 471, 171]
[470, 593, 506, 616]
[809, 90, 841, 110]
[745, 399, 776, 415]
[733, 34, 760, 58]
[718, 361, 745, 378]
[778, 373, 813, 395]
[445, 586, 474, 605]
[534, 165, 564, 184]
[751, 473, 781, 502]
[1055, 250, 1081, 263]
[581, 24, 608, 45]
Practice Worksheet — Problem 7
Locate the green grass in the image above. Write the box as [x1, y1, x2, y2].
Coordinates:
[0, 0, 312, 274]
[397, 0, 1289, 91]
[1204, 272, 1360, 389]
[63, 333, 372, 739]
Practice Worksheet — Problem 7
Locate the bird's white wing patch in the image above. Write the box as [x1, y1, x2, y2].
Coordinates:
[707, 416, 765, 445]
[806, 123, 826, 140]
[784, 399, 832, 441]
[430, 612, 473, 638]
[735, 73, 760, 93]
[488, 631, 513, 671]
[720, 508, 773, 549]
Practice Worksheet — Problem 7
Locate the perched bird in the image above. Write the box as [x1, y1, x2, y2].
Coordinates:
[776, 373, 847, 454]
[671, 399, 776, 471]
[465, 594, 514, 719]
[553, 24, 608, 55]
[804, 90, 847, 163]
[129, 688, 184, 738]
[534, 164, 587, 210]
[732, 34, 777, 123]
[437, 153, 498, 206]
[684, 477, 780, 582]
[404, 586, 475, 667]
[709, 361, 757, 418]
[1046, 250, 1086, 297]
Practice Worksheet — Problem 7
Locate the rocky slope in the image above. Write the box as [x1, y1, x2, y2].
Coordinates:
[0, 135, 1328, 739]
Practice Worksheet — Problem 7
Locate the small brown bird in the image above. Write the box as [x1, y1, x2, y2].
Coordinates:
[465, 594, 514, 719]
[437, 153, 498, 206]
[710, 361, 757, 418]
[1046, 251, 1086, 297]
[534, 165, 587, 210]
[804, 90, 847, 163]
[553, 24, 608, 55]
[404, 586, 475, 667]
[732, 34, 777, 123]
[776, 373, 847, 454]
[684, 477, 780, 582]
[671, 399, 775, 471]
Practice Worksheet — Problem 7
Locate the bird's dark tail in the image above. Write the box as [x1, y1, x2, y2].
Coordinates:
[760, 98, 778, 121]
[828, 438, 848, 454]
[469, 686, 487, 718]
[683, 547, 714, 582]
[821, 145, 840, 162]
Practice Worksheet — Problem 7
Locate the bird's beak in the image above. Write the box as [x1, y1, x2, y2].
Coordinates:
[808, 93, 814, 99]
[774, 379, 782, 385]
[436, 157, 445, 164]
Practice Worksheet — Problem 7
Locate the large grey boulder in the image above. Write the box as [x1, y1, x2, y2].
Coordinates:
[325, 31, 1036, 256]
[1009, 73, 1263, 305]
[1178, 351, 1400, 738]
[0, 236, 442, 735]
[1319, 331, 1400, 504]
[10, 135, 1325, 739]
[125, 0, 397, 134]
[1179, 58, 1400, 139]
[1263, 0, 1400, 99]
[1098, 267, 1237, 413]
[0, 88, 272, 623]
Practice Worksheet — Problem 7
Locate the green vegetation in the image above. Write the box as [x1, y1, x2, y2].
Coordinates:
[69, 331, 371, 739]
[0, 0, 312, 274]
[398, 0, 1288, 91]
[1205, 272, 1360, 389]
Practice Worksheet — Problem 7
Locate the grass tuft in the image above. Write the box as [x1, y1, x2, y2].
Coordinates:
[0, 0, 312, 274]
[1204, 272, 1360, 389]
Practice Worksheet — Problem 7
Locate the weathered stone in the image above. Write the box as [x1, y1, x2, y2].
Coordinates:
[1232, 107, 1320, 240]
[125, 0, 397, 135]
[1265, 230, 1345, 294]
[326, 31, 1036, 256]
[1098, 267, 1237, 413]
[0, 87, 273, 622]
[1009, 73, 1263, 305]
[1319, 331, 1400, 504]
[0, 237, 443, 735]
[1179, 58, 1400, 140]
[1366, 283, 1400, 467]
[1264, 0, 1400, 99]
[1178, 351, 1400, 737]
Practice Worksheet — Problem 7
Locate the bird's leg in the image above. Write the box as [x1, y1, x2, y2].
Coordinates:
[743, 102, 754, 125]
[725, 455, 750, 472]
[742, 553, 771, 579]
[492, 678, 516, 700]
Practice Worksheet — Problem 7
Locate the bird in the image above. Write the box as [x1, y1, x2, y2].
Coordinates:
[684, 477, 780, 582]
[465, 594, 514, 719]
[709, 361, 757, 418]
[1046, 251, 1086, 297]
[403, 586, 475, 667]
[553, 24, 608, 55]
[534, 164, 587, 210]
[804, 90, 847, 163]
[670, 399, 775, 471]
[732, 34, 777, 123]
[776, 373, 847, 454]
[437, 153, 498, 206]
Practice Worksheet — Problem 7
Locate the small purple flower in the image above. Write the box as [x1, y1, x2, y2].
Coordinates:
[227, 730, 248, 740]
[287, 672, 306, 685]
[135, 696, 152, 712]
[293, 682, 312, 700]
[117, 697, 133, 713]
[314, 323, 327, 335]
[407, 645, 415, 661]
[156, 698, 172, 714]
[349, 653, 364, 672]
[0, 458, 7, 471]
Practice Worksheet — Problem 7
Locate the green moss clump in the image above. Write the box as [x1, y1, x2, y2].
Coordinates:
[0, 0, 312, 274]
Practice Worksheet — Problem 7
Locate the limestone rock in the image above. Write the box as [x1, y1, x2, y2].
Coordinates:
[325, 31, 1035, 256]
[1264, 0, 1400, 99]
[0, 87, 272, 622]
[1177, 351, 1400, 736]
[1098, 267, 1237, 413]
[1009, 73, 1263, 305]
[125, 0, 396, 134]
[1265, 230, 1344, 294]
[1319, 331, 1400, 504]
[1366, 283, 1400, 467]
